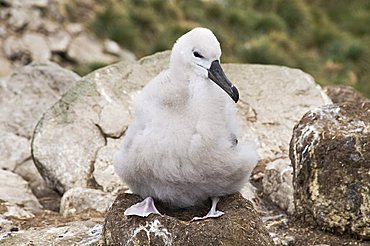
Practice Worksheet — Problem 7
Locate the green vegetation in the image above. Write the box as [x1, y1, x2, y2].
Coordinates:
[87, 0, 370, 98]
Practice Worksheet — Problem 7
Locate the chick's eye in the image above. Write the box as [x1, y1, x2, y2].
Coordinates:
[193, 51, 204, 58]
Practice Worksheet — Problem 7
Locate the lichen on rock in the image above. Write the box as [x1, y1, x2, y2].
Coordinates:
[290, 103, 370, 239]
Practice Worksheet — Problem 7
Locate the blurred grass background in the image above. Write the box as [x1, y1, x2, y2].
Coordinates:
[69, 0, 370, 98]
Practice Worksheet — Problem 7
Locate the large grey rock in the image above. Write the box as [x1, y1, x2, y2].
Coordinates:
[103, 193, 273, 245]
[0, 62, 79, 212]
[31, 51, 331, 213]
[0, 61, 80, 138]
[290, 103, 370, 239]
[226, 64, 331, 212]
[0, 169, 42, 215]
[32, 52, 169, 195]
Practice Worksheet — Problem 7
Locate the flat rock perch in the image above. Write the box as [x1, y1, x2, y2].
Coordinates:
[103, 192, 273, 245]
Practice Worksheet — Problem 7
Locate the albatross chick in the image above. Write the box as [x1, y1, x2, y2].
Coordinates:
[113, 27, 258, 220]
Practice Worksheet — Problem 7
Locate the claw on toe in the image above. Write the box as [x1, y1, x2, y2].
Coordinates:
[124, 197, 161, 217]
[191, 210, 224, 221]
[191, 197, 224, 222]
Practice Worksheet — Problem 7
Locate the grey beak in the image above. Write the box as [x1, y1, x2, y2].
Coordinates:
[208, 60, 239, 103]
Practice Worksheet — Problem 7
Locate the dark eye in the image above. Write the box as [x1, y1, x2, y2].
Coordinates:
[193, 51, 204, 58]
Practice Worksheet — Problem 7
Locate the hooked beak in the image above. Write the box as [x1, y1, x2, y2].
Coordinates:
[208, 60, 239, 103]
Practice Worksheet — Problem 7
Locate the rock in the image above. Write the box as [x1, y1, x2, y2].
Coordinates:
[0, 132, 29, 171]
[14, 159, 61, 212]
[103, 39, 122, 56]
[33, 122, 106, 193]
[0, 56, 12, 77]
[0, 61, 80, 138]
[0, 25, 6, 37]
[67, 33, 118, 64]
[60, 187, 115, 217]
[290, 103, 370, 239]
[103, 192, 273, 245]
[0, 169, 42, 214]
[2, 204, 36, 219]
[66, 22, 83, 35]
[40, 19, 59, 33]
[103, 39, 137, 62]
[0, 39, 12, 78]
[93, 138, 127, 194]
[0, 221, 103, 245]
[7, 7, 29, 31]
[7, 7, 41, 31]
[31, 52, 168, 195]
[31, 51, 331, 213]
[3, 36, 31, 64]
[0, 217, 14, 238]
[22, 32, 51, 61]
[324, 85, 369, 104]
[27, 0, 49, 8]
[118, 48, 137, 64]
[262, 158, 294, 214]
[226, 64, 331, 212]
[0, 0, 48, 8]
[46, 30, 71, 53]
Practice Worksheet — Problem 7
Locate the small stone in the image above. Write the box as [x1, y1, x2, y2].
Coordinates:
[66, 23, 83, 35]
[94, 138, 127, 194]
[7, 7, 29, 31]
[262, 158, 294, 214]
[103, 39, 122, 56]
[103, 39, 137, 62]
[119, 48, 137, 63]
[0, 25, 6, 37]
[60, 187, 115, 216]
[3, 204, 35, 219]
[0, 169, 42, 213]
[22, 32, 51, 61]
[98, 102, 131, 137]
[3, 36, 30, 63]
[14, 159, 61, 212]
[0, 56, 13, 77]
[67, 33, 118, 64]
[28, 0, 48, 8]
[47, 30, 71, 53]
[40, 20, 59, 33]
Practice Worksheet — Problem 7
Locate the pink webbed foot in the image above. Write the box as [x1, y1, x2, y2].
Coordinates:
[124, 197, 161, 217]
[191, 197, 224, 221]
